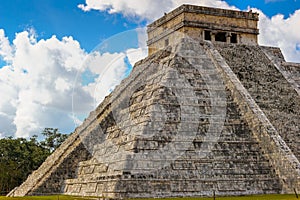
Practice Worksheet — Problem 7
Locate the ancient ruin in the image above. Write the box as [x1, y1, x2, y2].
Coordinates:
[147, 5, 259, 55]
[8, 4, 300, 198]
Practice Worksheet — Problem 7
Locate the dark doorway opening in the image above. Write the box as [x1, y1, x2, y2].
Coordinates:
[204, 30, 211, 41]
[215, 32, 226, 42]
[231, 33, 238, 43]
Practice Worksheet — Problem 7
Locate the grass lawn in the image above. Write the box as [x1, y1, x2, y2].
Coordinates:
[0, 195, 94, 200]
[0, 194, 299, 200]
[133, 194, 298, 200]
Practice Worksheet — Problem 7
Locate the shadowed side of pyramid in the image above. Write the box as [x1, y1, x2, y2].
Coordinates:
[216, 44, 300, 161]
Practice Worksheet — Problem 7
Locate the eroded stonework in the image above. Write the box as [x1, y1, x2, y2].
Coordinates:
[9, 4, 300, 199]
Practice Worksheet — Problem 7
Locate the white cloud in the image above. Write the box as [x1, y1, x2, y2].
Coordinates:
[78, 0, 235, 21]
[172, 0, 235, 10]
[265, 0, 285, 3]
[55, 78, 72, 92]
[83, 51, 122, 75]
[256, 8, 300, 62]
[137, 28, 147, 51]
[0, 29, 13, 62]
[75, 51, 129, 112]
[0, 28, 145, 138]
[78, 0, 174, 20]
[90, 52, 127, 104]
[0, 111, 15, 136]
[126, 48, 148, 67]
[0, 29, 91, 138]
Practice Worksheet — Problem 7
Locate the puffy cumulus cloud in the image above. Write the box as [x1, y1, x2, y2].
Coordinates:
[78, 0, 234, 21]
[55, 78, 72, 92]
[78, 0, 173, 20]
[256, 9, 300, 62]
[80, 47, 147, 109]
[0, 28, 146, 138]
[126, 48, 148, 67]
[0, 30, 13, 61]
[0, 29, 90, 138]
[74, 51, 127, 114]
[89, 53, 127, 104]
[76, 28, 148, 112]
[83, 51, 123, 75]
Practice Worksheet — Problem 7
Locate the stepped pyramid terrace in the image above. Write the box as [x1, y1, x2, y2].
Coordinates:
[8, 4, 300, 199]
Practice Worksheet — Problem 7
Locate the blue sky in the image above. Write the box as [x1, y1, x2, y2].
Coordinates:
[0, 0, 144, 52]
[0, 0, 299, 138]
[0, 0, 298, 52]
[227, 0, 299, 17]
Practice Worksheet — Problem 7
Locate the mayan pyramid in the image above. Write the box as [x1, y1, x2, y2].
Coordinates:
[9, 4, 300, 198]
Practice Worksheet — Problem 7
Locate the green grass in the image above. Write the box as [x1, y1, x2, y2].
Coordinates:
[0, 196, 93, 200]
[133, 194, 298, 200]
[0, 194, 298, 200]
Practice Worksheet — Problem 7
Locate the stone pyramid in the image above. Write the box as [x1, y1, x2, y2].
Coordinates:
[9, 4, 300, 199]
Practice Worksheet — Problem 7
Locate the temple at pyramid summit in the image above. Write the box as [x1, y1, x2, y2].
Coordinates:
[8, 4, 300, 198]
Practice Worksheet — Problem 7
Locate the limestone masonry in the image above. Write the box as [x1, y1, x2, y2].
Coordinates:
[147, 5, 259, 55]
[8, 4, 300, 199]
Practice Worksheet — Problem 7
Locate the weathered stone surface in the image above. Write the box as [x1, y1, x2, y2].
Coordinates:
[147, 5, 259, 55]
[216, 44, 300, 161]
[8, 4, 300, 199]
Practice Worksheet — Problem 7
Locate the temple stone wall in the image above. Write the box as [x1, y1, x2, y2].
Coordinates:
[147, 5, 259, 55]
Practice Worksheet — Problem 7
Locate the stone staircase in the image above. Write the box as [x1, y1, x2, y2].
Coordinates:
[63, 40, 284, 198]
[7, 94, 114, 196]
[7, 131, 91, 196]
[216, 44, 300, 161]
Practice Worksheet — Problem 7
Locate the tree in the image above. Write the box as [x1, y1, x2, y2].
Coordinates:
[0, 128, 68, 195]
[40, 128, 68, 153]
[0, 136, 50, 195]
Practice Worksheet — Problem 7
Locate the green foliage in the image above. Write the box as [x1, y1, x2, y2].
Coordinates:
[0, 136, 50, 195]
[0, 128, 68, 195]
[40, 128, 68, 152]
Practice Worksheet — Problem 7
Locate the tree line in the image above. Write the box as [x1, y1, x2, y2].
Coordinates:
[0, 128, 68, 195]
